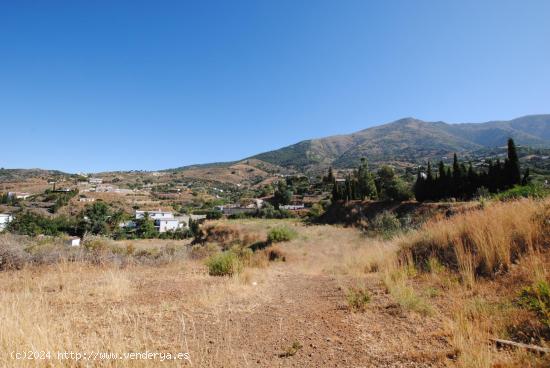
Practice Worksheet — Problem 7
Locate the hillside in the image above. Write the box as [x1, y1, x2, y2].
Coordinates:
[3, 115, 548, 186]
[251, 114, 550, 172]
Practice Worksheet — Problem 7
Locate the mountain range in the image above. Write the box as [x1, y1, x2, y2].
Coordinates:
[247, 114, 550, 172]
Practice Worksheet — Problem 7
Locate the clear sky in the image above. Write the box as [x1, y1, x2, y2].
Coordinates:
[1, 0, 549, 172]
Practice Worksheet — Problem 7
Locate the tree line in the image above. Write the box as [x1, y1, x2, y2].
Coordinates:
[329, 158, 412, 202]
[414, 138, 528, 201]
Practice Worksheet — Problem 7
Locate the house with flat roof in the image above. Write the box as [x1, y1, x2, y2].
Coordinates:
[8, 192, 31, 200]
[135, 210, 174, 220]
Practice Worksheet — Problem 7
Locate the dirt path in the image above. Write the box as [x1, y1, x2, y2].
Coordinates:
[137, 261, 452, 367]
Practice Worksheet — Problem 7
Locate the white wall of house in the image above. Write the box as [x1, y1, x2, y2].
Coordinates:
[280, 204, 305, 210]
[135, 211, 174, 220]
[0, 214, 13, 231]
[66, 238, 81, 247]
[156, 219, 182, 233]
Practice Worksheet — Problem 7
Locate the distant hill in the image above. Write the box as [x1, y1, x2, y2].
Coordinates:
[0, 168, 69, 182]
[5, 115, 548, 186]
[250, 114, 550, 172]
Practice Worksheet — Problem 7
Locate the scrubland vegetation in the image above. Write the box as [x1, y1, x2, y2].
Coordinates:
[0, 195, 549, 367]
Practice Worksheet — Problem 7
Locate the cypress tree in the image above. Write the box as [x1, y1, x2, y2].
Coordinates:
[506, 138, 521, 186]
[331, 178, 340, 201]
[437, 161, 448, 199]
[414, 170, 426, 202]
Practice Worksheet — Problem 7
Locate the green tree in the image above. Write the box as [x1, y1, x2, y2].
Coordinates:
[274, 180, 293, 207]
[78, 202, 112, 236]
[356, 158, 378, 200]
[375, 165, 412, 201]
[135, 213, 157, 238]
[506, 138, 521, 187]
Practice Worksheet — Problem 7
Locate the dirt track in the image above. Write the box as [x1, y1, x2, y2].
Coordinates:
[135, 260, 452, 367]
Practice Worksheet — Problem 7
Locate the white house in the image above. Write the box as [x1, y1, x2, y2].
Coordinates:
[155, 218, 182, 233]
[132, 211, 206, 233]
[280, 204, 305, 211]
[88, 178, 103, 184]
[135, 210, 174, 220]
[66, 237, 81, 247]
[0, 214, 13, 231]
[8, 192, 31, 200]
[79, 197, 96, 202]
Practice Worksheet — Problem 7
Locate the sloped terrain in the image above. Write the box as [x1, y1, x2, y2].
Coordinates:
[250, 114, 550, 171]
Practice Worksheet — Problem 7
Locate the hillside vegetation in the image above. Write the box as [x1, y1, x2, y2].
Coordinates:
[251, 114, 550, 172]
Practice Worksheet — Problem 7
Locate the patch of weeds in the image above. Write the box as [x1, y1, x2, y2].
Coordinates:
[279, 341, 302, 358]
[425, 287, 440, 298]
[518, 280, 550, 328]
[383, 269, 433, 316]
[190, 243, 219, 260]
[346, 287, 371, 311]
[206, 251, 242, 276]
[426, 257, 445, 274]
[267, 226, 297, 243]
[125, 243, 135, 255]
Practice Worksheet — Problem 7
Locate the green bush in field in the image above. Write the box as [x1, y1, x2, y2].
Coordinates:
[495, 184, 549, 201]
[206, 251, 242, 276]
[518, 280, 550, 328]
[346, 287, 371, 311]
[370, 211, 401, 239]
[267, 226, 297, 243]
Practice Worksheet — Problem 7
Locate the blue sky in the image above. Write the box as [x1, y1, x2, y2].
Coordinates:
[1, 0, 549, 172]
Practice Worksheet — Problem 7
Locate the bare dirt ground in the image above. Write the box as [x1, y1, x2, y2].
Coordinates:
[126, 225, 452, 367]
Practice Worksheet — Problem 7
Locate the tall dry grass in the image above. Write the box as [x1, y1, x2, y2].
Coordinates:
[0, 261, 255, 367]
[393, 199, 550, 368]
[400, 199, 549, 283]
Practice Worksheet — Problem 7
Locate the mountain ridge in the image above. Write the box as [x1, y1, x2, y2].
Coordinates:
[248, 114, 550, 172]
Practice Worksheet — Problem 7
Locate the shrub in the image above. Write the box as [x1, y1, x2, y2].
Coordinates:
[307, 203, 325, 219]
[0, 236, 29, 270]
[495, 184, 549, 201]
[279, 341, 302, 358]
[346, 287, 371, 311]
[206, 251, 242, 276]
[518, 280, 550, 328]
[7, 212, 76, 237]
[190, 243, 220, 259]
[265, 245, 286, 262]
[370, 211, 402, 239]
[267, 226, 297, 243]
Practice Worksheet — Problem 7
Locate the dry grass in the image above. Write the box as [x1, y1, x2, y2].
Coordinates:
[393, 199, 550, 368]
[401, 199, 549, 283]
[1, 201, 548, 367]
[0, 260, 270, 367]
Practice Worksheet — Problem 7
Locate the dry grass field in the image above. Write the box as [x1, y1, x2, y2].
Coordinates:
[0, 199, 549, 367]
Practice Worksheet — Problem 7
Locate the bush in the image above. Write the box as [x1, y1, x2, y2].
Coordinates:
[307, 203, 325, 219]
[346, 287, 371, 311]
[518, 280, 550, 328]
[267, 226, 297, 243]
[265, 245, 286, 262]
[0, 236, 29, 270]
[8, 212, 76, 237]
[206, 251, 242, 276]
[370, 211, 401, 239]
[495, 184, 549, 201]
